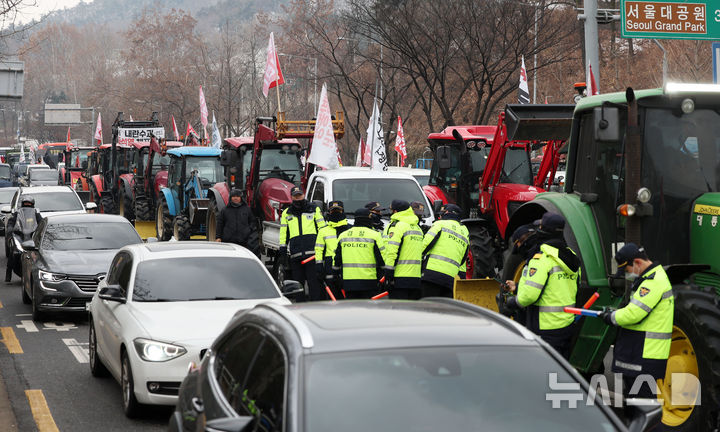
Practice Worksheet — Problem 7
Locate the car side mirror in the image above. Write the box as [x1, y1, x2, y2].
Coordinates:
[1, 205, 10, 214]
[21, 240, 36, 251]
[98, 285, 126, 303]
[281, 280, 305, 300]
[85, 202, 98, 211]
[625, 399, 662, 432]
[205, 417, 255, 432]
[436, 145, 452, 170]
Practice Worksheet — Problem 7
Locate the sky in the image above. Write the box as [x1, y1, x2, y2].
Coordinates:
[15, 0, 92, 24]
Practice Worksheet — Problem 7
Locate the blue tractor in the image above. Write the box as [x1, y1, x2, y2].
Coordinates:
[155, 147, 223, 240]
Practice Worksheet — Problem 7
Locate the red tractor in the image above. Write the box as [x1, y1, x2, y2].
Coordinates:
[87, 143, 131, 213]
[60, 145, 95, 201]
[424, 104, 574, 278]
[130, 137, 183, 221]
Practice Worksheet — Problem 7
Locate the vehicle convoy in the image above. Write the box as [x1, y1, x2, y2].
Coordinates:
[20, 214, 142, 320]
[90, 112, 165, 216]
[169, 300, 659, 432]
[424, 104, 574, 277]
[87, 242, 291, 417]
[130, 137, 183, 221]
[155, 147, 222, 240]
[501, 83, 720, 430]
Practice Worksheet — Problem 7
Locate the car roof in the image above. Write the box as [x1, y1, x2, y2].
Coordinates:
[167, 147, 221, 157]
[310, 167, 424, 181]
[44, 213, 131, 224]
[18, 186, 75, 194]
[250, 300, 538, 353]
[123, 241, 257, 261]
[386, 167, 430, 175]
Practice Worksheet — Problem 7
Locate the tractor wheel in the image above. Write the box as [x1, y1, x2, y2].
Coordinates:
[118, 193, 135, 221]
[100, 195, 115, 215]
[468, 226, 496, 278]
[155, 198, 173, 241]
[657, 285, 720, 431]
[501, 252, 526, 285]
[133, 198, 152, 221]
[206, 199, 219, 242]
[173, 215, 192, 241]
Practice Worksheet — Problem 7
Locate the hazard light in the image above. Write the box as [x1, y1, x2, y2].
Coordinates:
[617, 204, 636, 217]
[664, 83, 720, 94]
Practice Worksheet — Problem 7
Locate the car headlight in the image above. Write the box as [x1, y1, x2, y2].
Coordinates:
[39, 270, 66, 282]
[134, 338, 187, 362]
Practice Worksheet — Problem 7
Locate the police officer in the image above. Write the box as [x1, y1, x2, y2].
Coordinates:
[365, 201, 384, 231]
[333, 208, 384, 299]
[509, 222, 540, 262]
[314, 200, 350, 298]
[411, 201, 430, 233]
[6, 196, 42, 282]
[599, 243, 673, 400]
[383, 200, 424, 299]
[504, 212, 581, 357]
[278, 186, 326, 301]
[421, 204, 469, 298]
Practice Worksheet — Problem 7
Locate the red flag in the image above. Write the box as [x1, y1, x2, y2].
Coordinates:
[150, 135, 161, 154]
[186, 122, 199, 145]
[66, 127, 71, 143]
[588, 64, 599, 96]
[171, 115, 180, 140]
[262, 32, 285, 97]
[199, 86, 208, 128]
[394, 116, 407, 166]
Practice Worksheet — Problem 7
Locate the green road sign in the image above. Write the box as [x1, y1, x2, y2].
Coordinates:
[621, 0, 720, 40]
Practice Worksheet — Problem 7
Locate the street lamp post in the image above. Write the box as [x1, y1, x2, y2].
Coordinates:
[338, 37, 383, 101]
[278, 53, 318, 110]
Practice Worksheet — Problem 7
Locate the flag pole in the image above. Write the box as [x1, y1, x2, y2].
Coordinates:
[369, 79, 379, 170]
[275, 78, 281, 115]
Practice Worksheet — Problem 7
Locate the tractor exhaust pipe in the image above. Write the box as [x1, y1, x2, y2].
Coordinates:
[624, 88, 642, 245]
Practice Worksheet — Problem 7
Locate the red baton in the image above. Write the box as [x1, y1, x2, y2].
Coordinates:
[325, 285, 337, 301]
[583, 292, 600, 309]
[372, 291, 389, 300]
[301, 255, 315, 265]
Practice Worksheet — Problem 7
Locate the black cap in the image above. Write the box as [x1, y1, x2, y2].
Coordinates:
[328, 200, 344, 211]
[365, 201, 384, 212]
[391, 199, 410, 211]
[354, 208, 371, 218]
[230, 188, 243, 198]
[510, 224, 535, 254]
[539, 212, 565, 233]
[443, 204, 462, 216]
[614, 243, 646, 277]
[290, 186, 304, 197]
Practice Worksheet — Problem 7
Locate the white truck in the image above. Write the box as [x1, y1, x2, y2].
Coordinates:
[261, 167, 436, 279]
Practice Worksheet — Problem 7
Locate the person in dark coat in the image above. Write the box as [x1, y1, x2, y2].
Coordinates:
[215, 189, 259, 256]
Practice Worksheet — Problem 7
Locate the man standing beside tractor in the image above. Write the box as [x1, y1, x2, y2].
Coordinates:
[504, 213, 581, 357]
[421, 204, 469, 298]
[279, 186, 326, 301]
[600, 243, 674, 400]
[215, 189, 259, 257]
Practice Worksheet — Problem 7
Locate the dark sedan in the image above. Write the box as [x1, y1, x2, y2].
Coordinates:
[170, 300, 659, 432]
[20, 213, 143, 320]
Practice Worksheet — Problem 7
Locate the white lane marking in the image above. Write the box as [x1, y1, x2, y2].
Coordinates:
[16, 320, 39, 333]
[43, 322, 77, 332]
[62, 338, 89, 363]
[15, 314, 31, 317]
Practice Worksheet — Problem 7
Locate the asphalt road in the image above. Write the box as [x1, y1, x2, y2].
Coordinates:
[0, 254, 172, 431]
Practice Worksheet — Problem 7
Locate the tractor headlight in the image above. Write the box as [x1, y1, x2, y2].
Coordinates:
[636, 187, 652, 204]
[681, 98, 695, 114]
[134, 338, 186, 362]
[39, 270, 66, 282]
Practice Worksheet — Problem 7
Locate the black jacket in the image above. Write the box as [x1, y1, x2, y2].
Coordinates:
[217, 201, 259, 255]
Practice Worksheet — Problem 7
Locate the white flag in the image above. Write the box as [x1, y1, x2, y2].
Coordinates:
[199, 86, 209, 127]
[262, 33, 281, 98]
[171, 115, 180, 140]
[211, 114, 222, 148]
[94, 112, 102, 144]
[308, 84, 340, 170]
[19, 141, 25, 163]
[355, 138, 363, 166]
[518, 56, 530, 104]
[366, 98, 387, 171]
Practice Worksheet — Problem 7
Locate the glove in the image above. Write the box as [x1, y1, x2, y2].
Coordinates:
[315, 263, 325, 282]
[383, 268, 395, 286]
[278, 246, 287, 257]
[598, 307, 616, 326]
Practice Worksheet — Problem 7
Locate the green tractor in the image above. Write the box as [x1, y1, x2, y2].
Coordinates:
[504, 83, 720, 430]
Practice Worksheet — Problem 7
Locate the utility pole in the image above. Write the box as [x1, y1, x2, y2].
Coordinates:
[582, 0, 600, 88]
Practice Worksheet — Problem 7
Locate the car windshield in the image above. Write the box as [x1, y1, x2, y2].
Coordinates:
[0, 165, 9, 179]
[0, 188, 15, 203]
[26, 192, 84, 212]
[333, 178, 430, 217]
[132, 257, 279, 302]
[258, 147, 303, 183]
[186, 156, 223, 183]
[41, 222, 141, 251]
[305, 347, 617, 432]
[30, 170, 58, 181]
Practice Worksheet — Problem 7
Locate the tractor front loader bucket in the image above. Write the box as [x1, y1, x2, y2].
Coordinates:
[504, 104, 575, 142]
[134, 220, 156, 240]
[453, 278, 502, 311]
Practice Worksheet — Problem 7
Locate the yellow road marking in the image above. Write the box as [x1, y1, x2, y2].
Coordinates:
[25, 390, 59, 432]
[0, 327, 22, 354]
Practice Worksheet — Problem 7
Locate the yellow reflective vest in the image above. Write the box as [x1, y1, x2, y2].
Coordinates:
[422, 219, 469, 281]
[333, 226, 384, 290]
[279, 205, 326, 260]
[382, 208, 424, 281]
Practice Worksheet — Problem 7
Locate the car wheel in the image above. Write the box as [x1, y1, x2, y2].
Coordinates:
[121, 350, 141, 417]
[88, 319, 109, 377]
[21, 276, 31, 304]
[31, 292, 44, 322]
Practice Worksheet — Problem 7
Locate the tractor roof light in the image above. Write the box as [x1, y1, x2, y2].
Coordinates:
[617, 204, 636, 217]
[636, 187, 652, 204]
[466, 141, 476, 149]
[681, 98, 695, 114]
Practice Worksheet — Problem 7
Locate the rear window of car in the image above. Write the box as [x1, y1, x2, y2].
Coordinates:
[132, 257, 279, 302]
[305, 346, 619, 432]
[24, 191, 83, 212]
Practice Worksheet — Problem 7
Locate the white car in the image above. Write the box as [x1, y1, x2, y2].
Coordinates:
[3, 185, 95, 218]
[87, 242, 293, 417]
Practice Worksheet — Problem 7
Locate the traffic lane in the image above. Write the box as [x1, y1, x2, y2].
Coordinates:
[0, 262, 171, 431]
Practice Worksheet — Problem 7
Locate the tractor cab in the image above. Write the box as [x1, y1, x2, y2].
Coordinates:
[38, 142, 70, 169]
